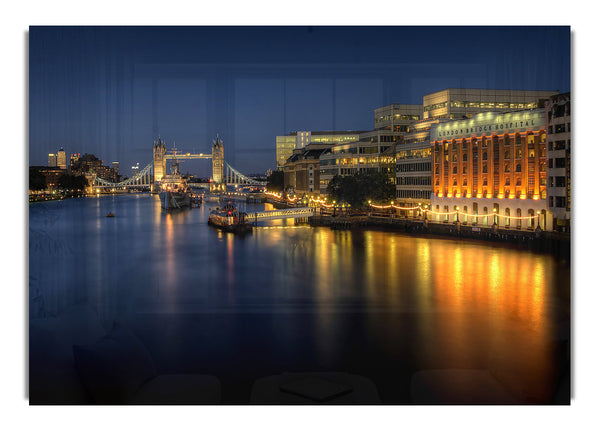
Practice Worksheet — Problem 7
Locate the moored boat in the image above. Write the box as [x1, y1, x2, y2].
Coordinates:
[208, 203, 253, 233]
[159, 157, 191, 210]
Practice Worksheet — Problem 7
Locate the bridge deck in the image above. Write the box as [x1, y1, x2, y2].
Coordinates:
[250, 207, 314, 221]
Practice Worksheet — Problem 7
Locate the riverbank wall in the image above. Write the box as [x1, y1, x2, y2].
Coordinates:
[307, 214, 570, 260]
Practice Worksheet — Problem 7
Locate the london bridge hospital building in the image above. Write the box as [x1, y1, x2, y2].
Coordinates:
[430, 109, 552, 231]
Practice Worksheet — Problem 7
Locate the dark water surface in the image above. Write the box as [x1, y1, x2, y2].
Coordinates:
[29, 194, 571, 404]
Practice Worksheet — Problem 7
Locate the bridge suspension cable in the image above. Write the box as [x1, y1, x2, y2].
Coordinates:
[93, 162, 154, 187]
[224, 162, 267, 186]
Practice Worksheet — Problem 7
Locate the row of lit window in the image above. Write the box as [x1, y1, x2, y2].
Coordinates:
[436, 148, 543, 163]
[396, 148, 432, 160]
[435, 133, 542, 149]
[396, 176, 431, 186]
[424, 100, 539, 113]
[436, 175, 544, 187]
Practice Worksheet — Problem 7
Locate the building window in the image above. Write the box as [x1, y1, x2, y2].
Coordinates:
[516, 164, 521, 172]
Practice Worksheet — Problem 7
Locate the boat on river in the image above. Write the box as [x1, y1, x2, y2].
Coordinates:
[208, 203, 253, 233]
[159, 158, 191, 210]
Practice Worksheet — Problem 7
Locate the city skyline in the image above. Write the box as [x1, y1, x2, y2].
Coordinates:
[29, 26, 570, 176]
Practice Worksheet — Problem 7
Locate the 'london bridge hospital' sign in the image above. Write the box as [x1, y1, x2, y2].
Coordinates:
[431, 109, 546, 140]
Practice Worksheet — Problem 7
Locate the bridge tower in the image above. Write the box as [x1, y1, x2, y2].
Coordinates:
[153, 137, 166, 186]
[210, 134, 226, 192]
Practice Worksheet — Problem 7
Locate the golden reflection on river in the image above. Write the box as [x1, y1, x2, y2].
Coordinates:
[300, 228, 565, 402]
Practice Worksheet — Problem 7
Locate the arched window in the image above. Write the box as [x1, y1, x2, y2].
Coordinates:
[463, 206, 468, 223]
[504, 151, 510, 159]
[463, 153, 467, 162]
[483, 207, 488, 226]
[516, 164, 521, 172]
[516, 208, 522, 229]
[482, 152, 488, 160]
[528, 209, 535, 229]
[453, 154, 458, 162]
[483, 164, 488, 173]
[504, 208, 511, 227]
[505, 178, 510, 185]
[504, 164, 510, 173]
[462, 165, 467, 174]
[453, 166, 457, 174]
[463, 178, 467, 186]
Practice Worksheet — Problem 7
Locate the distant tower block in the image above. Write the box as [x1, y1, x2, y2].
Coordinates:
[210, 134, 226, 192]
[153, 137, 166, 183]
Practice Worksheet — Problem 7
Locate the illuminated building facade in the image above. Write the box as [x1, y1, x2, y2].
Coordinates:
[71, 153, 118, 182]
[31, 166, 64, 191]
[545, 93, 571, 232]
[57, 147, 67, 170]
[319, 130, 400, 194]
[430, 109, 550, 231]
[111, 162, 119, 180]
[283, 145, 329, 196]
[423, 88, 558, 120]
[395, 118, 444, 207]
[276, 131, 362, 170]
[70, 153, 80, 172]
[374, 104, 422, 132]
[48, 153, 57, 167]
[276, 135, 296, 170]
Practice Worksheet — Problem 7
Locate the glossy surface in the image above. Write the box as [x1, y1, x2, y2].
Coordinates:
[29, 194, 571, 403]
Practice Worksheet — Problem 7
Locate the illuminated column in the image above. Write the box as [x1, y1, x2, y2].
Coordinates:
[509, 134, 515, 198]
[457, 139, 463, 197]
[477, 137, 483, 197]
[432, 142, 439, 196]
[438, 141, 444, 197]
[533, 133, 540, 198]
[467, 138, 474, 198]
[520, 133, 529, 198]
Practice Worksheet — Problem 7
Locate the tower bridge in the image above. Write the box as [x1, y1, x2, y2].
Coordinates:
[90, 135, 266, 190]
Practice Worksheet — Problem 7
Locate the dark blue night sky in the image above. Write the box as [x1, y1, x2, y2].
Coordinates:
[29, 26, 570, 176]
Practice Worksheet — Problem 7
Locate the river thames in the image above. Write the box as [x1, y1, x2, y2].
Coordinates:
[28, 193, 571, 404]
